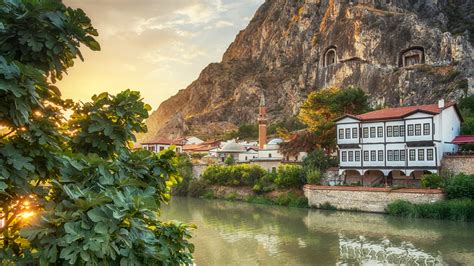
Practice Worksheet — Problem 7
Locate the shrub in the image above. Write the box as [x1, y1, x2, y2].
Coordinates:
[302, 149, 337, 173]
[224, 155, 236, 165]
[387, 199, 474, 221]
[446, 174, 474, 200]
[274, 165, 305, 189]
[253, 172, 278, 193]
[188, 179, 209, 197]
[319, 202, 337, 210]
[201, 164, 266, 187]
[421, 173, 445, 189]
[172, 154, 194, 196]
[306, 169, 323, 185]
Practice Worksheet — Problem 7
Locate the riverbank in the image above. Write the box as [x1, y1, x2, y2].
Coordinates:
[199, 185, 309, 208]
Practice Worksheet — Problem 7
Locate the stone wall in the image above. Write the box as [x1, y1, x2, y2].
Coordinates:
[304, 185, 445, 213]
[441, 155, 474, 175]
[192, 164, 208, 178]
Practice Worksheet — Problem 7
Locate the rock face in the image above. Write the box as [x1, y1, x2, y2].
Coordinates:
[141, 0, 474, 141]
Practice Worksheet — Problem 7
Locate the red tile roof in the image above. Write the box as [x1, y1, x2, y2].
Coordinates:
[337, 102, 459, 122]
[183, 144, 218, 152]
[452, 135, 474, 144]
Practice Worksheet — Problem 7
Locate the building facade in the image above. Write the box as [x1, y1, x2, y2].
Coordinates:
[141, 138, 185, 153]
[335, 101, 462, 185]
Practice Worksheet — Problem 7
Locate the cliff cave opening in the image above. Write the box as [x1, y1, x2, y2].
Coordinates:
[399, 47, 425, 67]
[324, 46, 338, 67]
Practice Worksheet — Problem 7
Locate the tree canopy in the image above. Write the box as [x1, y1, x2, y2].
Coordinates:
[0, 0, 193, 264]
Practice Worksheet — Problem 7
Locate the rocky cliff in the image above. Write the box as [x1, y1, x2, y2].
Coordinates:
[141, 0, 474, 141]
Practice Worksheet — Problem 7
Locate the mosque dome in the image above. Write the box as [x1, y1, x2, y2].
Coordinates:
[268, 138, 284, 145]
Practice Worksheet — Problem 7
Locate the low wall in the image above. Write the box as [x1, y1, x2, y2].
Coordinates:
[304, 185, 445, 213]
[441, 155, 474, 175]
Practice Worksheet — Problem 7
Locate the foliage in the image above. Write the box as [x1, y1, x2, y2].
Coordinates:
[318, 202, 337, 211]
[302, 149, 337, 173]
[171, 154, 194, 196]
[224, 155, 236, 166]
[201, 164, 267, 187]
[459, 95, 474, 151]
[281, 87, 370, 154]
[387, 199, 474, 221]
[274, 165, 305, 189]
[246, 193, 308, 208]
[421, 173, 445, 189]
[305, 169, 322, 185]
[0, 0, 194, 264]
[446, 174, 474, 200]
[187, 179, 210, 198]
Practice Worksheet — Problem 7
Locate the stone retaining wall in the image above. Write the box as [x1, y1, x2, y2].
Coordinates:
[304, 185, 445, 213]
[441, 155, 474, 175]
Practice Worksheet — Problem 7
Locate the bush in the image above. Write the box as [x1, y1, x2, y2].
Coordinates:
[421, 173, 445, 189]
[201, 164, 266, 187]
[172, 154, 194, 196]
[274, 165, 305, 189]
[302, 149, 337, 173]
[253, 172, 278, 193]
[306, 169, 323, 185]
[188, 179, 209, 197]
[446, 174, 474, 200]
[387, 199, 474, 221]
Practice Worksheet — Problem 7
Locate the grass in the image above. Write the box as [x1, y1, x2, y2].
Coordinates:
[387, 199, 474, 221]
[245, 192, 309, 208]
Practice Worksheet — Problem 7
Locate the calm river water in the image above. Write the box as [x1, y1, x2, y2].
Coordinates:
[161, 197, 474, 265]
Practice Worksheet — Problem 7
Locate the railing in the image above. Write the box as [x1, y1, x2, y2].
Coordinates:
[444, 151, 474, 157]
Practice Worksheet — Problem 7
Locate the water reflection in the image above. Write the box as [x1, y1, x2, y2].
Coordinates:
[161, 197, 474, 265]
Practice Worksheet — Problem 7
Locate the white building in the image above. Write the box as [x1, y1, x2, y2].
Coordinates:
[335, 100, 462, 186]
[141, 138, 185, 153]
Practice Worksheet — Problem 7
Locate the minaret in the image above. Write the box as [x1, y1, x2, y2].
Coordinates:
[258, 94, 267, 150]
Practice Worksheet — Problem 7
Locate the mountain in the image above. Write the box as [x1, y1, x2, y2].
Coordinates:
[140, 0, 474, 142]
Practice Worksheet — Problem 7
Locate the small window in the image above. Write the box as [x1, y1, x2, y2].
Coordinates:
[348, 151, 354, 162]
[415, 124, 421, 136]
[272, 167, 277, 173]
[269, 153, 272, 158]
[378, 150, 384, 161]
[245, 156, 248, 161]
[364, 151, 369, 162]
[394, 150, 400, 161]
[427, 149, 434, 161]
[400, 150, 406, 161]
[363, 128, 369, 138]
[408, 125, 414, 136]
[423, 123, 430, 136]
[342, 151, 347, 162]
[159, 146, 165, 151]
[409, 149, 416, 161]
[387, 126, 393, 137]
[345, 128, 351, 139]
[352, 128, 358, 139]
[377, 127, 383, 138]
[370, 127, 376, 138]
[355, 151, 361, 162]
[393, 126, 399, 137]
[400, 125, 406, 137]
[387, 150, 393, 161]
[370, 151, 376, 161]
[339, 128, 344, 139]
[295, 156, 299, 161]
[176, 147, 181, 153]
[418, 149, 424, 161]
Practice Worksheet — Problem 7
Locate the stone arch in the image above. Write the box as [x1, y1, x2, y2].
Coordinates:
[324, 46, 338, 67]
[399, 46, 425, 67]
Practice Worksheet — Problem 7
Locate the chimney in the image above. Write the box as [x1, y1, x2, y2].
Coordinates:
[438, 99, 445, 109]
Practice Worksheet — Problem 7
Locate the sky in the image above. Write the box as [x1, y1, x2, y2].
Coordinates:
[60, 0, 264, 109]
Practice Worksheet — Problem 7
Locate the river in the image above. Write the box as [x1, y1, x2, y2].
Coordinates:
[161, 197, 474, 265]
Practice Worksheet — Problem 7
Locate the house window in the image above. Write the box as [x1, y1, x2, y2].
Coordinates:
[269, 153, 272, 158]
[387, 126, 393, 137]
[423, 123, 430, 135]
[371, 151, 376, 161]
[342, 151, 347, 162]
[409, 149, 416, 161]
[393, 126, 399, 137]
[352, 128, 358, 139]
[427, 149, 434, 161]
[370, 127, 376, 138]
[377, 127, 383, 138]
[394, 150, 400, 161]
[415, 124, 421, 136]
[345, 128, 351, 139]
[348, 151, 354, 162]
[176, 147, 181, 153]
[378, 150, 384, 161]
[324, 47, 337, 66]
[339, 129, 344, 139]
[355, 151, 360, 162]
[400, 125, 406, 137]
[150, 146, 156, 152]
[364, 151, 369, 161]
[159, 146, 165, 151]
[363, 128, 369, 138]
[408, 124, 414, 136]
[418, 149, 424, 161]
[295, 155, 299, 161]
[387, 150, 393, 161]
[400, 150, 406, 161]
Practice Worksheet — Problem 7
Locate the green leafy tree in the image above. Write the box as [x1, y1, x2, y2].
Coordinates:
[0, 0, 193, 264]
[459, 95, 474, 151]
